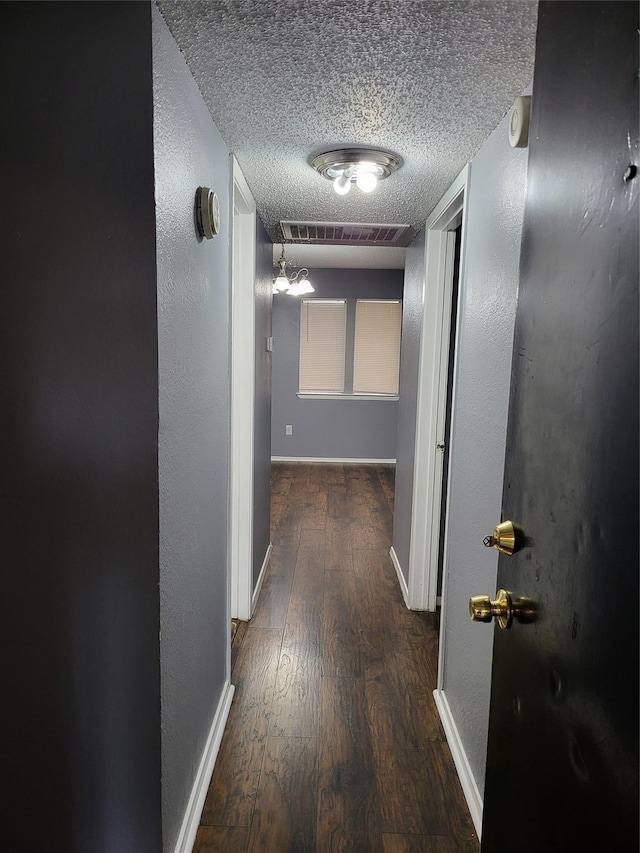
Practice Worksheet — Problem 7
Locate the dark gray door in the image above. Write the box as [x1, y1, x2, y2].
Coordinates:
[481, 3, 638, 850]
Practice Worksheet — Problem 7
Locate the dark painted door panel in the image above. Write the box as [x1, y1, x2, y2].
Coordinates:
[481, 3, 638, 850]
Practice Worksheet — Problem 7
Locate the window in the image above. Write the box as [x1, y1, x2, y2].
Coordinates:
[299, 298, 402, 398]
[353, 299, 403, 395]
[299, 299, 347, 393]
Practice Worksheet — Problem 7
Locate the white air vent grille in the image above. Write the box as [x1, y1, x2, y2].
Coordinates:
[281, 221, 412, 247]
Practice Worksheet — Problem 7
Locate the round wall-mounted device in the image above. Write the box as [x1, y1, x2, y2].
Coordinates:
[508, 96, 532, 148]
[195, 186, 220, 239]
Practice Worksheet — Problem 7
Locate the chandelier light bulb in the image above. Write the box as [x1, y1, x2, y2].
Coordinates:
[333, 173, 351, 195]
[296, 277, 314, 294]
[356, 169, 378, 193]
[274, 274, 290, 292]
[287, 275, 314, 296]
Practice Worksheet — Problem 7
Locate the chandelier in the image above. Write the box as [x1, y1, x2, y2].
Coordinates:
[273, 244, 314, 296]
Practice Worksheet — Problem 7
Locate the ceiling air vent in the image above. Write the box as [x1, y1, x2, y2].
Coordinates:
[281, 221, 412, 247]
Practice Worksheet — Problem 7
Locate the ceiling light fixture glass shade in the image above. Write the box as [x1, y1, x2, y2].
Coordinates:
[312, 148, 401, 195]
[273, 244, 314, 296]
[273, 274, 291, 292]
[288, 276, 314, 296]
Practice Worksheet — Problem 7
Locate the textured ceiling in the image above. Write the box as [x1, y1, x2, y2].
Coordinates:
[158, 0, 538, 242]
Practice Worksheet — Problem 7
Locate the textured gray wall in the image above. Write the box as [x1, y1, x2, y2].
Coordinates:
[153, 8, 231, 851]
[253, 219, 273, 587]
[271, 268, 403, 459]
[441, 100, 529, 797]
[1, 3, 162, 849]
[392, 228, 426, 579]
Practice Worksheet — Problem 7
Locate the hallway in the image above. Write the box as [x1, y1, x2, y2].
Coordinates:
[194, 464, 478, 852]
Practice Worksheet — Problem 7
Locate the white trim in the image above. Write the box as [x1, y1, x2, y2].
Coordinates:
[407, 164, 470, 611]
[172, 681, 235, 853]
[296, 393, 399, 401]
[436, 428, 457, 692]
[389, 546, 410, 608]
[230, 157, 256, 622]
[251, 542, 272, 613]
[433, 688, 483, 839]
[271, 456, 396, 464]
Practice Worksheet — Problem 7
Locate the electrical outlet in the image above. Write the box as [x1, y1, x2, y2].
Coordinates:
[285, 425, 293, 435]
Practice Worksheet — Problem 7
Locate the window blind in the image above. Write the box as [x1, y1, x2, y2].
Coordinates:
[299, 299, 347, 392]
[353, 299, 402, 395]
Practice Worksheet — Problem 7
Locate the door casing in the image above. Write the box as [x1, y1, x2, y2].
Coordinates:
[230, 157, 256, 623]
[405, 165, 469, 611]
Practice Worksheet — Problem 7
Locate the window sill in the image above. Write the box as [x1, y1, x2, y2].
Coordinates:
[297, 393, 399, 402]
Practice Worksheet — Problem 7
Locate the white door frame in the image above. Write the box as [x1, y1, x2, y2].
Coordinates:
[407, 164, 470, 610]
[230, 157, 256, 621]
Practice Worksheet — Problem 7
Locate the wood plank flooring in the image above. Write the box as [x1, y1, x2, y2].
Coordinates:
[194, 463, 479, 853]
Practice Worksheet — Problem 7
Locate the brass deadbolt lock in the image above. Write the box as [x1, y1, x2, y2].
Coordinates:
[483, 520, 525, 556]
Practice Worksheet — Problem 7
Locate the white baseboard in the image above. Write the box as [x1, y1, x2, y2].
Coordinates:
[172, 680, 235, 853]
[251, 542, 272, 615]
[389, 546, 410, 609]
[433, 688, 483, 839]
[271, 456, 396, 464]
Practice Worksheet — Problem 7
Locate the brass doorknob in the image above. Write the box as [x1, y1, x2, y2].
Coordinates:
[483, 520, 524, 555]
[469, 588, 537, 630]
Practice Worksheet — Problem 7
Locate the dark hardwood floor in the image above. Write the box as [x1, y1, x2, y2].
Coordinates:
[194, 463, 479, 852]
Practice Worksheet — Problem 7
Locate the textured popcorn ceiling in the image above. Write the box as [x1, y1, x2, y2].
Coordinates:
[158, 0, 538, 241]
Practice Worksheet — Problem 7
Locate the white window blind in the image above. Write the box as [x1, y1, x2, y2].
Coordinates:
[353, 299, 402, 395]
[299, 299, 347, 392]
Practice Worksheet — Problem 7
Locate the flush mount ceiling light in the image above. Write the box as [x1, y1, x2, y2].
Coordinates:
[311, 148, 401, 196]
[273, 244, 314, 296]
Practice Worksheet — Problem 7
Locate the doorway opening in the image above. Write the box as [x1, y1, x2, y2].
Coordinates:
[406, 164, 469, 612]
[436, 223, 462, 600]
[230, 158, 256, 626]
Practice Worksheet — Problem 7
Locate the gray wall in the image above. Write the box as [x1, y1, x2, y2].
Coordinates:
[271, 268, 403, 459]
[253, 219, 273, 586]
[441, 99, 530, 796]
[152, 8, 231, 851]
[392, 228, 426, 579]
[1, 3, 162, 849]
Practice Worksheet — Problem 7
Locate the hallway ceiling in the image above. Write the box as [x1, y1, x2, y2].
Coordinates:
[158, 1, 538, 243]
